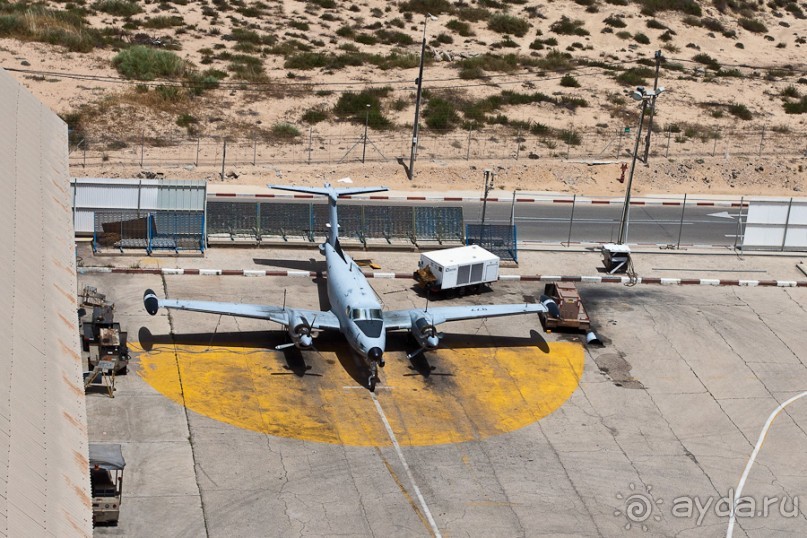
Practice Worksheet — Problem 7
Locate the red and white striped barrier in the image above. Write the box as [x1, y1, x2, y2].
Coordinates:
[209, 192, 748, 207]
[77, 267, 805, 287]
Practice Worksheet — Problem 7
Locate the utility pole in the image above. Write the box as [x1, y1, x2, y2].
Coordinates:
[481, 169, 495, 225]
[642, 50, 663, 164]
[407, 14, 437, 180]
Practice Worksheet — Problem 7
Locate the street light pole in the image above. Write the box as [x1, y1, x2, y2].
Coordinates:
[617, 86, 664, 245]
[643, 50, 663, 164]
[408, 14, 436, 180]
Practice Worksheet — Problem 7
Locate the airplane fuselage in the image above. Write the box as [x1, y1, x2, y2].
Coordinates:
[324, 242, 386, 363]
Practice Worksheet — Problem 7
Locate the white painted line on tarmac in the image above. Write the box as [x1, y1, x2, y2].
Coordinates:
[371, 393, 442, 538]
[727, 391, 807, 538]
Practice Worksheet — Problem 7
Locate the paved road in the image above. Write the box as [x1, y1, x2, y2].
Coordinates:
[464, 201, 744, 246]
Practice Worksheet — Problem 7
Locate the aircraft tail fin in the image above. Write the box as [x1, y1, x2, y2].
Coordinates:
[268, 182, 388, 246]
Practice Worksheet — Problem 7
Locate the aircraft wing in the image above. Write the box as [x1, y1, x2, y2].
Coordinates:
[383, 303, 548, 330]
[148, 294, 341, 330]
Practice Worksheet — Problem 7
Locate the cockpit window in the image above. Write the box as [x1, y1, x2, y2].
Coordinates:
[350, 308, 383, 321]
[350, 309, 383, 337]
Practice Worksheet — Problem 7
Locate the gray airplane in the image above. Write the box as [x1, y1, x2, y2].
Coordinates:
[144, 183, 559, 391]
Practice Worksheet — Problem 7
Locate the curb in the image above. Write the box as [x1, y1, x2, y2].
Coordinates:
[210, 192, 748, 207]
[76, 267, 806, 287]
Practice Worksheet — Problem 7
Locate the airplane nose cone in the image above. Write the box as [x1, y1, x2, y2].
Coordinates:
[368, 347, 383, 362]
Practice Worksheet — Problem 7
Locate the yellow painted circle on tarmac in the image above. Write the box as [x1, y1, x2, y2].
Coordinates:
[135, 342, 584, 447]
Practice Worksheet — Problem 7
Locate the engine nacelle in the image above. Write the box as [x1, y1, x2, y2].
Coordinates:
[410, 312, 440, 350]
[289, 314, 314, 349]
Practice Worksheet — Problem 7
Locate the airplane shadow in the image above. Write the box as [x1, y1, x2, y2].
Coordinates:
[137, 327, 318, 377]
[253, 258, 326, 273]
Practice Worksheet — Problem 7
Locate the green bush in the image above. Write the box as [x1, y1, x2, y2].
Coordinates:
[271, 123, 301, 139]
[558, 129, 582, 145]
[301, 107, 329, 124]
[560, 74, 581, 87]
[284, 52, 328, 69]
[634, 32, 651, 44]
[423, 97, 460, 129]
[639, 0, 701, 16]
[603, 15, 627, 28]
[456, 7, 491, 21]
[333, 91, 391, 129]
[614, 67, 655, 85]
[227, 54, 266, 81]
[537, 50, 573, 70]
[782, 85, 800, 98]
[693, 52, 720, 70]
[399, 0, 453, 15]
[446, 19, 473, 37]
[142, 15, 184, 29]
[783, 96, 807, 114]
[113, 46, 186, 80]
[94, 0, 142, 17]
[727, 103, 752, 120]
[738, 17, 767, 33]
[488, 13, 530, 37]
[550, 16, 589, 36]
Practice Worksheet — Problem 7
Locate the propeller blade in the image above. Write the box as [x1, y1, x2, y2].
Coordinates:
[275, 342, 296, 350]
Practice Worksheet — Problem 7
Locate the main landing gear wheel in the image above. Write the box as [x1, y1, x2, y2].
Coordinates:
[368, 375, 377, 392]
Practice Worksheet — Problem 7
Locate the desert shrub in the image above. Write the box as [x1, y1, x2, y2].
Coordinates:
[377, 29, 415, 45]
[702, 18, 725, 32]
[782, 85, 800, 98]
[560, 74, 580, 87]
[355, 33, 378, 45]
[399, 0, 453, 15]
[456, 53, 521, 78]
[639, 0, 701, 16]
[682, 15, 703, 26]
[113, 46, 186, 80]
[94, 0, 142, 17]
[0, 6, 101, 52]
[550, 16, 589, 36]
[616, 31, 632, 40]
[603, 15, 627, 28]
[558, 129, 582, 145]
[302, 107, 330, 124]
[184, 69, 226, 95]
[537, 49, 573, 70]
[634, 32, 651, 44]
[284, 52, 329, 69]
[456, 7, 491, 21]
[646, 19, 667, 29]
[693, 52, 721, 70]
[142, 15, 184, 29]
[488, 13, 530, 36]
[290, 20, 309, 31]
[432, 33, 453, 45]
[738, 17, 767, 33]
[333, 90, 391, 128]
[227, 54, 266, 81]
[614, 67, 655, 85]
[784, 96, 807, 114]
[423, 97, 460, 129]
[659, 30, 675, 41]
[176, 113, 197, 128]
[446, 19, 473, 36]
[271, 123, 301, 139]
[727, 103, 752, 120]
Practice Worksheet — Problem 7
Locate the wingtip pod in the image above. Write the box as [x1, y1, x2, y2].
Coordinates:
[144, 289, 159, 316]
[539, 295, 560, 318]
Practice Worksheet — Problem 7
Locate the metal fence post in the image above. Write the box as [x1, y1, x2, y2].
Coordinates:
[676, 193, 687, 249]
[221, 139, 227, 179]
[140, 133, 144, 167]
[759, 126, 765, 156]
[307, 127, 313, 164]
[82, 140, 86, 168]
[781, 197, 793, 251]
[665, 128, 671, 158]
[252, 135, 257, 166]
[466, 127, 472, 160]
[515, 128, 521, 161]
[566, 194, 576, 247]
[195, 137, 200, 167]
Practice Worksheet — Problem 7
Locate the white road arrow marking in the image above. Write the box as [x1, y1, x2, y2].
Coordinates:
[708, 211, 736, 219]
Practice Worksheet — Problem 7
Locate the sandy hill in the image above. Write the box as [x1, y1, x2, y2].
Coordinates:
[0, 0, 805, 195]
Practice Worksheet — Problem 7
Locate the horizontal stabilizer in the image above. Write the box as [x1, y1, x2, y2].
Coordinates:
[268, 182, 388, 202]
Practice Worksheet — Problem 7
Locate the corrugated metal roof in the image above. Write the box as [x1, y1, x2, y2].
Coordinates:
[0, 68, 92, 536]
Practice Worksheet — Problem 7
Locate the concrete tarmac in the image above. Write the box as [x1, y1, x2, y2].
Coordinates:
[84, 247, 807, 537]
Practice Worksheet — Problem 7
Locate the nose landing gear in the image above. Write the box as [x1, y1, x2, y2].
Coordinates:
[368, 361, 379, 392]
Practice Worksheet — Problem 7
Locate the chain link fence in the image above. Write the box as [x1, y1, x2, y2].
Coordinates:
[68, 127, 806, 169]
[207, 201, 464, 246]
[93, 210, 205, 253]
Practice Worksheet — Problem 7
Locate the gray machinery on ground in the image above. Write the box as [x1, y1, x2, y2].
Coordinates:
[89, 443, 125, 526]
[81, 304, 130, 374]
